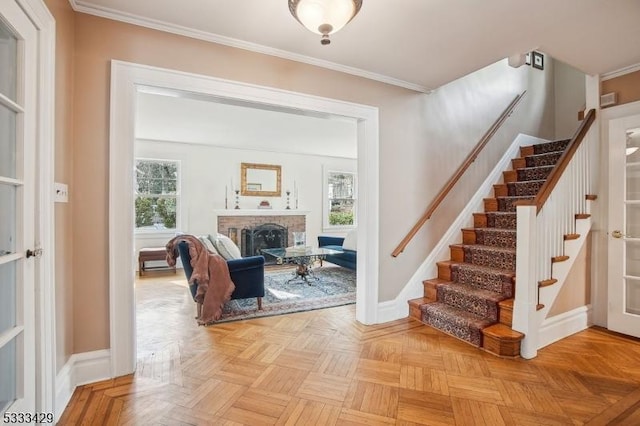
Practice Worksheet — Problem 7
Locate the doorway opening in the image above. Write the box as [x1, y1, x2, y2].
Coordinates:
[109, 61, 379, 377]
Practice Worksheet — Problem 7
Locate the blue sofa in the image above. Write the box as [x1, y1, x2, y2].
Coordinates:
[318, 236, 356, 271]
[177, 240, 265, 309]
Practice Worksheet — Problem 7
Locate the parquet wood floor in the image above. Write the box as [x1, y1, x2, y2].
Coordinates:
[59, 273, 640, 425]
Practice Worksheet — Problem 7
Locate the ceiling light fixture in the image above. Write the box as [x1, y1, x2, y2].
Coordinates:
[288, 0, 362, 45]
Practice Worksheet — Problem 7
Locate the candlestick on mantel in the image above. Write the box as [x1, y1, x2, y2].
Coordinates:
[225, 185, 228, 209]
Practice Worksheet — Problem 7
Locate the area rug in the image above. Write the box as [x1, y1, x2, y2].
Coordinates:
[216, 265, 356, 323]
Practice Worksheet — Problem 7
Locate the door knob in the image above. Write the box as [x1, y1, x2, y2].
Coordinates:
[26, 248, 43, 258]
[612, 230, 624, 239]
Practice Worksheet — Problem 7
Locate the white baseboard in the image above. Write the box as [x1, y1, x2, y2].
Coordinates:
[376, 300, 402, 323]
[376, 134, 548, 323]
[538, 305, 592, 349]
[55, 349, 112, 421]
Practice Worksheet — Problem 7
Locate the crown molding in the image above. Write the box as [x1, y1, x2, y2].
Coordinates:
[69, 0, 431, 93]
[601, 62, 640, 81]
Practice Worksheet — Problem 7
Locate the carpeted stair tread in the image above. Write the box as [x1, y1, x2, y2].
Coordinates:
[462, 228, 516, 249]
[457, 244, 516, 271]
[436, 282, 507, 322]
[496, 196, 534, 212]
[475, 228, 516, 249]
[531, 139, 570, 155]
[524, 151, 563, 168]
[451, 263, 514, 297]
[507, 179, 546, 197]
[421, 302, 494, 347]
[485, 212, 517, 229]
[516, 165, 555, 182]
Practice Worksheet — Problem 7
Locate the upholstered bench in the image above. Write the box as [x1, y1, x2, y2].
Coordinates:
[138, 247, 176, 276]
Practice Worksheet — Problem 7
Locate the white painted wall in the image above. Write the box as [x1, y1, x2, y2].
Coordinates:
[554, 60, 586, 140]
[380, 57, 556, 300]
[134, 139, 356, 269]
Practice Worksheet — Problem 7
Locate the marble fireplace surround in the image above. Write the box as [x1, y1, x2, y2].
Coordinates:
[214, 209, 310, 255]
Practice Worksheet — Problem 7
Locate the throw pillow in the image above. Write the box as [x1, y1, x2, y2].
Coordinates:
[198, 235, 219, 255]
[343, 229, 357, 251]
[212, 233, 242, 260]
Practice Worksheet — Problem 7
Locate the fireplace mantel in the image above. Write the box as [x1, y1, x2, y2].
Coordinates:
[214, 209, 310, 217]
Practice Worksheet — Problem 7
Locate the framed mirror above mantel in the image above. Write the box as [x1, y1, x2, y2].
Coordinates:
[241, 162, 281, 197]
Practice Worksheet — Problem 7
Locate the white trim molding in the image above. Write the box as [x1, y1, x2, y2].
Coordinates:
[68, 0, 429, 93]
[55, 350, 112, 422]
[538, 305, 592, 349]
[601, 63, 640, 81]
[110, 61, 380, 377]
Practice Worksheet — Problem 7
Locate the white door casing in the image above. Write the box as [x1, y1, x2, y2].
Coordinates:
[608, 112, 640, 338]
[109, 61, 380, 377]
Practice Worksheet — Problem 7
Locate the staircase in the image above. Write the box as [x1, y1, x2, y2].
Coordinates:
[409, 138, 572, 357]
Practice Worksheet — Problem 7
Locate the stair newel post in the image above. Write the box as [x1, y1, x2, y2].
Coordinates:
[512, 205, 539, 359]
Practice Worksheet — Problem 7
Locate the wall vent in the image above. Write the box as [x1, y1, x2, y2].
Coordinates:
[600, 92, 618, 107]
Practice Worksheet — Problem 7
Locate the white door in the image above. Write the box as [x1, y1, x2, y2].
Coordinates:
[608, 113, 640, 338]
[0, 0, 38, 414]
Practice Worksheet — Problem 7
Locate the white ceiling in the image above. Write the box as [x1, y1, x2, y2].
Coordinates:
[73, 0, 640, 92]
[135, 90, 358, 158]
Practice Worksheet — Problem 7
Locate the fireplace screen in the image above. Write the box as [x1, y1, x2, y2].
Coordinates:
[241, 223, 288, 258]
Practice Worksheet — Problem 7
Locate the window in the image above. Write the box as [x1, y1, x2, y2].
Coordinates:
[323, 169, 357, 230]
[134, 159, 180, 232]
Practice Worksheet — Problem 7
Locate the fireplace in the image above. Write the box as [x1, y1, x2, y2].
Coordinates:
[241, 223, 288, 258]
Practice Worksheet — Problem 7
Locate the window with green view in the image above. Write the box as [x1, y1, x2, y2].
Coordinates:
[324, 170, 356, 230]
[134, 159, 180, 231]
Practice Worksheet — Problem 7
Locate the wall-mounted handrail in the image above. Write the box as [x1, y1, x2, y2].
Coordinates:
[391, 90, 527, 257]
[519, 108, 596, 213]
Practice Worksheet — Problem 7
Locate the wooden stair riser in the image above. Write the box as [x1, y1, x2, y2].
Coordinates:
[519, 146, 535, 157]
[498, 299, 514, 326]
[437, 261, 453, 281]
[484, 198, 498, 212]
[422, 279, 442, 302]
[473, 213, 487, 228]
[462, 229, 477, 245]
[450, 245, 465, 262]
[493, 184, 508, 197]
[511, 157, 526, 169]
[408, 298, 429, 321]
[502, 170, 517, 183]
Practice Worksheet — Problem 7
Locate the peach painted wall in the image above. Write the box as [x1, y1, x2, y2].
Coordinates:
[43, 0, 75, 372]
[69, 13, 554, 352]
[71, 13, 408, 352]
[548, 233, 591, 317]
[601, 70, 640, 107]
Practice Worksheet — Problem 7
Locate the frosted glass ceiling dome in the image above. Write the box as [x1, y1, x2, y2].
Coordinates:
[288, 0, 363, 45]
